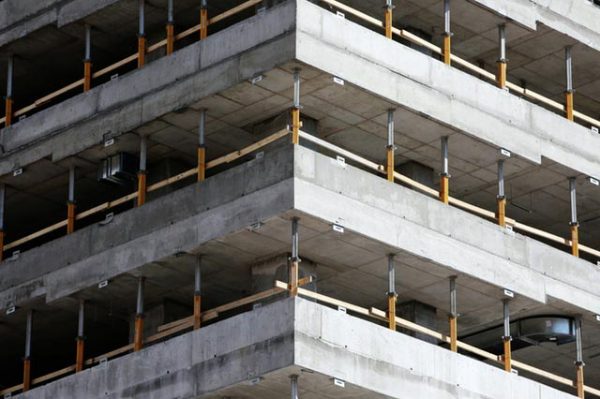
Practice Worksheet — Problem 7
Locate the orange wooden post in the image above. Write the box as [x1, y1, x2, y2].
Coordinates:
[387, 255, 397, 331]
[386, 109, 395, 182]
[83, 25, 92, 92]
[497, 160, 506, 227]
[23, 310, 33, 392]
[569, 177, 579, 257]
[67, 165, 76, 234]
[134, 277, 145, 352]
[291, 69, 301, 145]
[439, 136, 450, 204]
[194, 257, 202, 330]
[575, 317, 585, 398]
[198, 109, 206, 182]
[502, 299, 512, 372]
[75, 299, 85, 372]
[137, 0, 146, 69]
[289, 218, 300, 297]
[384, 1, 393, 39]
[442, 0, 452, 65]
[137, 136, 147, 207]
[200, 1, 208, 40]
[449, 277, 458, 352]
[497, 24, 507, 89]
[5, 55, 14, 127]
[166, 0, 175, 55]
[565, 46, 574, 121]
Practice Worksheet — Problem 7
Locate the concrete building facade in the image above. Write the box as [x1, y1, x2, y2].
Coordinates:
[2, 0, 600, 398]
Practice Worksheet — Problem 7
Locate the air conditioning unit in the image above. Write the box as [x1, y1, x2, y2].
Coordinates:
[97, 153, 138, 184]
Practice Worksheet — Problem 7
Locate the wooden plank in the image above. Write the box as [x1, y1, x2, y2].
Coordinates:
[574, 110, 600, 129]
[393, 171, 438, 197]
[451, 55, 496, 81]
[585, 385, 600, 396]
[175, 25, 200, 40]
[76, 192, 138, 220]
[512, 222, 568, 246]
[206, 129, 288, 169]
[393, 28, 441, 54]
[13, 102, 38, 118]
[148, 38, 168, 53]
[449, 197, 496, 219]
[93, 54, 138, 79]
[295, 285, 371, 317]
[319, 0, 383, 28]
[34, 80, 84, 107]
[85, 344, 134, 365]
[32, 365, 76, 384]
[209, 0, 263, 25]
[5, 219, 68, 250]
[0, 382, 24, 395]
[147, 168, 197, 192]
[511, 359, 573, 386]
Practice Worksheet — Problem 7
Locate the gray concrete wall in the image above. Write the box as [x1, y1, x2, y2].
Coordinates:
[473, 0, 600, 53]
[293, 145, 600, 315]
[15, 298, 296, 399]
[295, 298, 575, 399]
[0, 144, 295, 310]
[0, 0, 121, 48]
[296, 0, 600, 180]
[0, 0, 296, 176]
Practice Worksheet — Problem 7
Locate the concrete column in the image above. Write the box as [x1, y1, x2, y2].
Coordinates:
[200, 0, 208, 40]
[569, 177, 579, 257]
[5, 55, 14, 126]
[67, 165, 76, 234]
[387, 254, 397, 331]
[0, 183, 5, 262]
[291, 69, 301, 144]
[134, 277, 145, 352]
[194, 256, 202, 330]
[138, 0, 146, 68]
[75, 299, 86, 372]
[23, 310, 33, 392]
[289, 218, 300, 297]
[439, 136, 450, 204]
[137, 136, 148, 207]
[497, 24, 507, 89]
[197, 109, 206, 182]
[565, 46, 574, 121]
[442, 0, 452, 65]
[449, 276, 458, 352]
[575, 316, 585, 398]
[83, 25, 92, 92]
[290, 374, 299, 399]
[166, 0, 175, 55]
[497, 160, 506, 227]
[384, 0, 393, 39]
[502, 299, 512, 372]
[386, 109, 395, 182]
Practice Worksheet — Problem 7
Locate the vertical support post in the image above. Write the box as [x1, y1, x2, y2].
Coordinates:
[384, 0, 393, 39]
[565, 46, 574, 121]
[449, 276, 458, 352]
[497, 160, 506, 227]
[569, 177, 579, 257]
[137, 136, 147, 207]
[291, 69, 301, 145]
[134, 277, 145, 352]
[289, 218, 299, 297]
[83, 25, 92, 92]
[386, 109, 395, 182]
[5, 55, 14, 127]
[387, 254, 397, 331]
[502, 299, 512, 372]
[439, 136, 450, 204]
[194, 256, 202, 330]
[197, 109, 206, 182]
[0, 183, 5, 262]
[200, 0, 208, 40]
[575, 316, 585, 398]
[75, 299, 85, 372]
[290, 374, 299, 399]
[67, 165, 76, 234]
[137, 0, 146, 68]
[442, 0, 452, 65]
[23, 310, 33, 392]
[497, 24, 507, 89]
[166, 0, 175, 55]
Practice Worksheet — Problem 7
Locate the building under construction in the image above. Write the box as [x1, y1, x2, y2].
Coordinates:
[2, 0, 600, 397]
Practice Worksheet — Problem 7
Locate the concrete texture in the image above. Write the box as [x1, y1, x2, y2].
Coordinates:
[295, 0, 600, 180]
[0, 0, 121, 48]
[12, 298, 576, 399]
[292, 145, 600, 315]
[0, 144, 295, 310]
[0, 0, 296, 175]
[473, 0, 600, 52]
